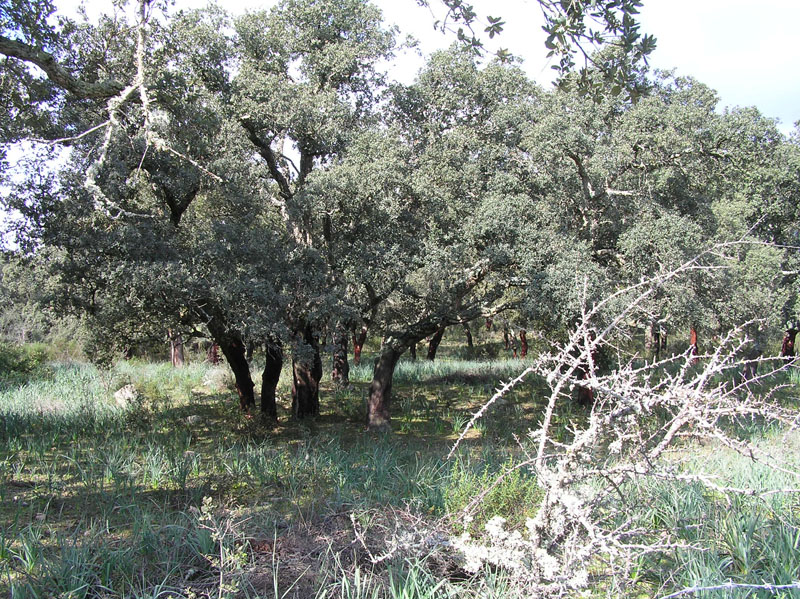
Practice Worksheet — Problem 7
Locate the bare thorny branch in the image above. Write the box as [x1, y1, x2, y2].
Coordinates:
[446, 240, 800, 596]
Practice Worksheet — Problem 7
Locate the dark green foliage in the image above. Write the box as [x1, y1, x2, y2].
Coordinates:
[0, 342, 46, 377]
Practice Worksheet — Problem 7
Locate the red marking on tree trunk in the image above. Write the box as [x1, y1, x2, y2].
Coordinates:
[352, 327, 367, 366]
[689, 326, 699, 365]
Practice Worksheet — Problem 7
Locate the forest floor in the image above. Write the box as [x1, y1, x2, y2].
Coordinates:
[1, 331, 799, 598]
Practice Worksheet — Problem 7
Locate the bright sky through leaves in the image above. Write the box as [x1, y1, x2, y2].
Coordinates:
[50, 0, 800, 134]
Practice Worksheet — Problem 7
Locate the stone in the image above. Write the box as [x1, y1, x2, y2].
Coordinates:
[114, 384, 139, 408]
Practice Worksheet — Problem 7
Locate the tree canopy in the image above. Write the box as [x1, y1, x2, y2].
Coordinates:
[1, 0, 798, 429]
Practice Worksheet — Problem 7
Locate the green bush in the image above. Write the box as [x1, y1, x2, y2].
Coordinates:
[0, 342, 47, 376]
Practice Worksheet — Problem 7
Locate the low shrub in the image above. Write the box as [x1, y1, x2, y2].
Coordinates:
[0, 342, 48, 378]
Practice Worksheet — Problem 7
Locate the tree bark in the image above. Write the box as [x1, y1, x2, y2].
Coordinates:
[364, 300, 488, 430]
[261, 342, 282, 420]
[207, 343, 220, 365]
[212, 331, 255, 412]
[426, 327, 445, 361]
[689, 325, 699, 365]
[331, 327, 350, 387]
[366, 342, 403, 431]
[503, 324, 510, 350]
[781, 328, 798, 361]
[644, 320, 660, 362]
[409, 343, 417, 361]
[519, 329, 528, 358]
[576, 366, 594, 406]
[352, 326, 368, 366]
[463, 323, 474, 357]
[292, 324, 322, 418]
[169, 330, 185, 367]
[572, 333, 598, 406]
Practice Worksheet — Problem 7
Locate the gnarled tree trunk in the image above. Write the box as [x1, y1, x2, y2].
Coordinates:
[366, 342, 403, 431]
[689, 325, 699, 365]
[463, 323, 474, 357]
[208, 325, 255, 412]
[207, 343, 220, 365]
[781, 328, 798, 361]
[426, 327, 445, 361]
[292, 324, 322, 418]
[645, 320, 660, 362]
[169, 330, 185, 367]
[261, 342, 282, 420]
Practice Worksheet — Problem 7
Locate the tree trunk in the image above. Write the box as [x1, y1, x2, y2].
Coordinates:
[463, 323, 474, 357]
[659, 324, 668, 353]
[292, 324, 322, 418]
[331, 328, 350, 388]
[576, 366, 594, 406]
[572, 333, 598, 406]
[207, 343, 220, 365]
[519, 329, 528, 358]
[689, 325, 700, 356]
[409, 343, 417, 361]
[427, 327, 445, 361]
[215, 333, 255, 412]
[366, 343, 403, 431]
[485, 318, 493, 331]
[689, 325, 699, 365]
[169, 330, 185, 367]
[261, 342, 282, 420]
[644, 320, 660, 362]
[503, 325, 509, 350]
[781, 328, 798, 361]
[352, 326, 368, 367]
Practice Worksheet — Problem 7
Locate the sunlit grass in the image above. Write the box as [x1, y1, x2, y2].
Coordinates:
[0, 349, 798, 597]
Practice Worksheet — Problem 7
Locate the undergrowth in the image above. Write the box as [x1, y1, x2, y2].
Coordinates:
[0, 349, 798, 597]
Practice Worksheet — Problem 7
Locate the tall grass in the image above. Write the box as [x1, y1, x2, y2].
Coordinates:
[348, 358, 528, 385]
[1, 355, 799, 597]
[625, 431, 800, 596]
[0, 363, 119, 440]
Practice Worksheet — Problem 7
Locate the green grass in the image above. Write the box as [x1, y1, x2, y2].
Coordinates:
[0, 354, 525, 597]
[0, 341, 799, 598]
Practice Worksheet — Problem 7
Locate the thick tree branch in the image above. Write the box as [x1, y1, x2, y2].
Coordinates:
[567, 151, 598, 201]
[240, 120, 293, 200]
[0, 35, 125, 99]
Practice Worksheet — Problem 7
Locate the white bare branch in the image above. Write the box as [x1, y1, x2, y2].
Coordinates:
[447, 240, 800, 596]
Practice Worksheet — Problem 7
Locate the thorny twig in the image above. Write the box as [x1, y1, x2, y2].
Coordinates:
[447, 243, 800, 595]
